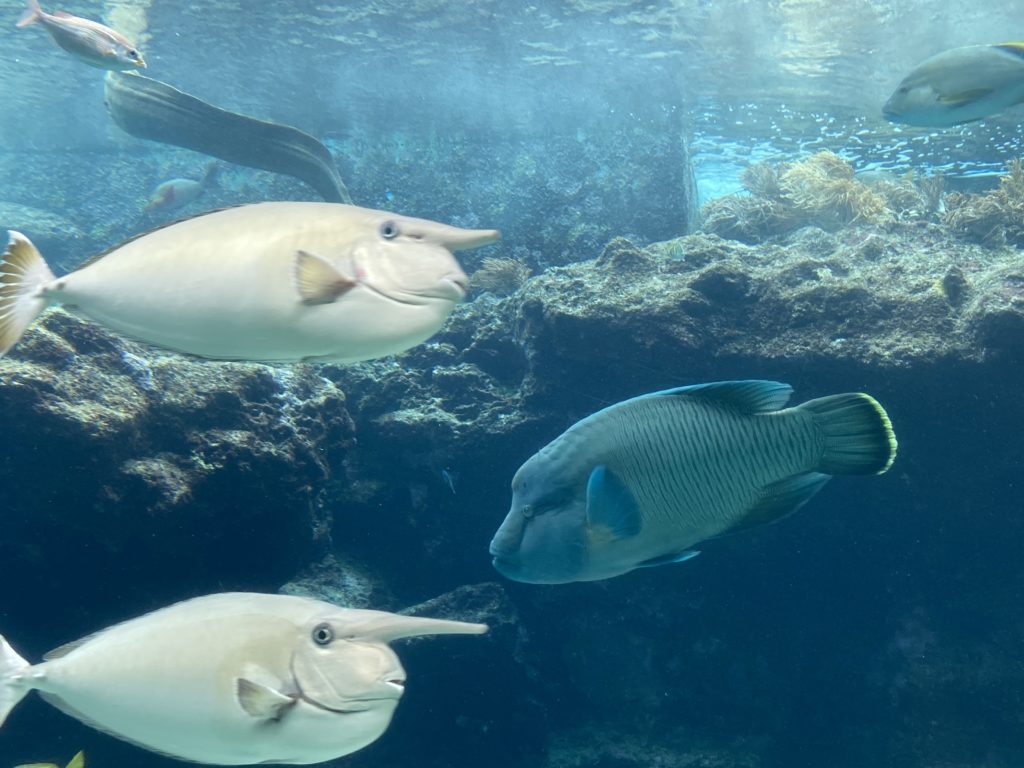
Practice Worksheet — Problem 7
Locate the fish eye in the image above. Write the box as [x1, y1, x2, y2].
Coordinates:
[312, 622, 334, 646]
[379, 220, 400, 240]
[521, 504, 534, 519]
[898, 86, 909, 94]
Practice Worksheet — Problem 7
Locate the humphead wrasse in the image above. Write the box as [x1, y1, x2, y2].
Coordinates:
[0, 202, 499, 363]
[0, 592, 488, 765]
[490, 380, 897, 584]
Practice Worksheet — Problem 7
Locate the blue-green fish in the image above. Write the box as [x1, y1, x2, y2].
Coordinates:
[489, 380, 897, 584]
[883, 43, 1024, 127]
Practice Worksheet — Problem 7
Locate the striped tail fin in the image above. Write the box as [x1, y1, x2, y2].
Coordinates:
[799, 393, 898, 475]
[0, 231, 56, 357]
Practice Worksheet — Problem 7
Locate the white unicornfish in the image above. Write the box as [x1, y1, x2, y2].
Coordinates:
[490, 380, 897, 584]
[0, 202, 498, 363]
[883, 43, 1024, 127]
[0, 592, 488, 765]
[16, 0, 145, 70]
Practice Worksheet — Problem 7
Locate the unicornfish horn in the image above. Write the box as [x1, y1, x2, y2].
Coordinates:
[350, 612, 488, 642]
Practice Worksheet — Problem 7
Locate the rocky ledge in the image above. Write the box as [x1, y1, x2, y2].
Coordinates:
[0, 310, 351, 633]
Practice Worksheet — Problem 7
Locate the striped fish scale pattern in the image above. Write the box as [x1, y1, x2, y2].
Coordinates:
[604, 397, 823, 537]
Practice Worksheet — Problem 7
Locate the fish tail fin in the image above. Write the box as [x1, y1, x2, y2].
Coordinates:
[16, 0, 42, 27]
[0, 635, 31, 727]
[0, 230, 56, 357]
[799, 392, 897, 475]
[201, 160, 220, 187]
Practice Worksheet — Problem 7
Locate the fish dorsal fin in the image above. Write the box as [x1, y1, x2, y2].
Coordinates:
[44, 632, 102, 661]
[52, 10, 75, 18]
[938, 88, 993, 106]
[293, 250, 357, 305]
[66, 751, 85, 768]
[585, 464, 641, 541]
[75, 204, 253, 271]
[725, 471, 831, 535]
[236, 678, 296, 721]
[647, 380, 793, 414]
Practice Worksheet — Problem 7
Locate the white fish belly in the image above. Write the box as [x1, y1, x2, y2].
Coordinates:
[40, 670, 393, 764]
[53, 206, 451, 361]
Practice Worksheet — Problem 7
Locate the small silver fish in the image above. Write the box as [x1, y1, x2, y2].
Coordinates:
[143, 162, 219, 214]
[16, 0, 145, 71]
[0, 592, 487, 765]
[883, 43, 1024, 127]
[0, 202, 498, 363]
[490, 380, 897, 584]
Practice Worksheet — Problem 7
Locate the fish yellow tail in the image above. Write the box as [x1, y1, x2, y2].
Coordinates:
[16, 0, 42, 28]
[0, 231, 56, 357]
[799, 392, 898, 475]
[0, 635, 31, 727]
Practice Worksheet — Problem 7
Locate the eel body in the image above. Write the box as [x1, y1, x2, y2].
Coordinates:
[104, 72, 351, 203]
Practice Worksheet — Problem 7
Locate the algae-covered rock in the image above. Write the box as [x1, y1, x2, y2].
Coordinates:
[945, 157, 1024, 247]
[0, 202, 85, 273]
[0, 310, 354, 626]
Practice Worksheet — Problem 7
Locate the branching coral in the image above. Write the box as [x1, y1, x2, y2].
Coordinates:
[946, 159, 1024, 246]
[778, 151, 890, 229]
[702, 151, 891, 243]
[470, 256, 532, 297]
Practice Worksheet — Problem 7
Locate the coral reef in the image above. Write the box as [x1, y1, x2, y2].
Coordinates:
[471, 256, 533, 297]
[4, 208, 1024, 767]
[700, 152, 937, 243]
[945, 158, 1024, 246]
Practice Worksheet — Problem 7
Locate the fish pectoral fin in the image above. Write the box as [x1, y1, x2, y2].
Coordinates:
[293, 250, 357, 305]
[727, 472, 831, 535]
[236, 678, 297, 721]
[585, 464, 641, 540]
[938, 88, 993, 106]
[636, 550, 700, 569]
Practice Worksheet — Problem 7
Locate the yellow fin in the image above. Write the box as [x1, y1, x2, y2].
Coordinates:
[14, 751, 85, 768]
[293, 250, 357, 305]
[995, 42, 1024, 58]
[938, 88, 992, 106]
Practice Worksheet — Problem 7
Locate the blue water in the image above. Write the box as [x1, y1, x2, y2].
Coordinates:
[2, 1, 1024, 767]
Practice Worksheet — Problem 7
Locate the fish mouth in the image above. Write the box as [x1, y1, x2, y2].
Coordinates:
[297, 680, 405, 715]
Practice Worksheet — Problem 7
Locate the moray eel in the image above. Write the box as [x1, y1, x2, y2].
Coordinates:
[104, 72, 351, 203]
